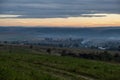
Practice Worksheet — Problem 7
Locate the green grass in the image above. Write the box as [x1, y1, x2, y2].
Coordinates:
[0, 46, 120, 80]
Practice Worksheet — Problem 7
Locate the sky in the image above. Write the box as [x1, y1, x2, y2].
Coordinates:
[0, 0, 120, 27]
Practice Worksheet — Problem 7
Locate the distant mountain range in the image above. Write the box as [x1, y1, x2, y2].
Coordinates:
[0, 26, 120, 41]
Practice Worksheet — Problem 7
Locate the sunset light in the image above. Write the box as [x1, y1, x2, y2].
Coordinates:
[0, 13, 120, 27]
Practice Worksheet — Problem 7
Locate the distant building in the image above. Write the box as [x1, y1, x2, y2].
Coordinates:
[98, 47, 106, 50]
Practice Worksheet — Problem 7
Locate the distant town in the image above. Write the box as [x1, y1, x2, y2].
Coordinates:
[1, 37, 120, 51]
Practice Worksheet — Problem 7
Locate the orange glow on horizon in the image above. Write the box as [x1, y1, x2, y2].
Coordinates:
[0, 14, 120, 27]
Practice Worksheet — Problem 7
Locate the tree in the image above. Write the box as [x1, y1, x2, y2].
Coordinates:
[29, 45, 33, 49]
[61, 50, 67, 56]
[0, 44, 4, 47]
[46, 48, 51, 54]
[114, 53, 120, 62]
[118, 46, 120, 51]
[4, 41, 8, 44]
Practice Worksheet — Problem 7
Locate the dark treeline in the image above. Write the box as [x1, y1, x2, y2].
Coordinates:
[29, 45, 120, 63]
[0, 44, 120, 63]
[60, 50, 120, 63]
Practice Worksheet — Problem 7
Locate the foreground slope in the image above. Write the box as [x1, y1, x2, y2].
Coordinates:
[0, 46, 120, 80]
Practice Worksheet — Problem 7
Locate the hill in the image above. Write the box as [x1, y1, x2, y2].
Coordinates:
[0, 45, 120, 80]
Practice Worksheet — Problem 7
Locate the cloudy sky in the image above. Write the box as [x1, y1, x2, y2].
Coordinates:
[0, 0, 120, 27]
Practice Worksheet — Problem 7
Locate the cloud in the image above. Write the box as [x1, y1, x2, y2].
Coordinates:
[0, 14, 21, 18]
[80, 14, 106, 17]
[0, 0, 120, 18]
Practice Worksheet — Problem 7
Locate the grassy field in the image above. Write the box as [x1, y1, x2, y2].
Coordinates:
[0, 45, 120, 80]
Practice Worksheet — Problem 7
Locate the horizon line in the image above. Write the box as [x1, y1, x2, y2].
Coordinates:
[0, 26, 120, 29]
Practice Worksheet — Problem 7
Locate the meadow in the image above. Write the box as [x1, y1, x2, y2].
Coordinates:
[0, 45, 120, 80]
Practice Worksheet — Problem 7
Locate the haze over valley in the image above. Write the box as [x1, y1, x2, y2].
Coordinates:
[0, 26, 120, 50]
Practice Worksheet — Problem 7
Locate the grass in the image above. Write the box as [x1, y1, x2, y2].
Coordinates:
[0, 46, 120, 80]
